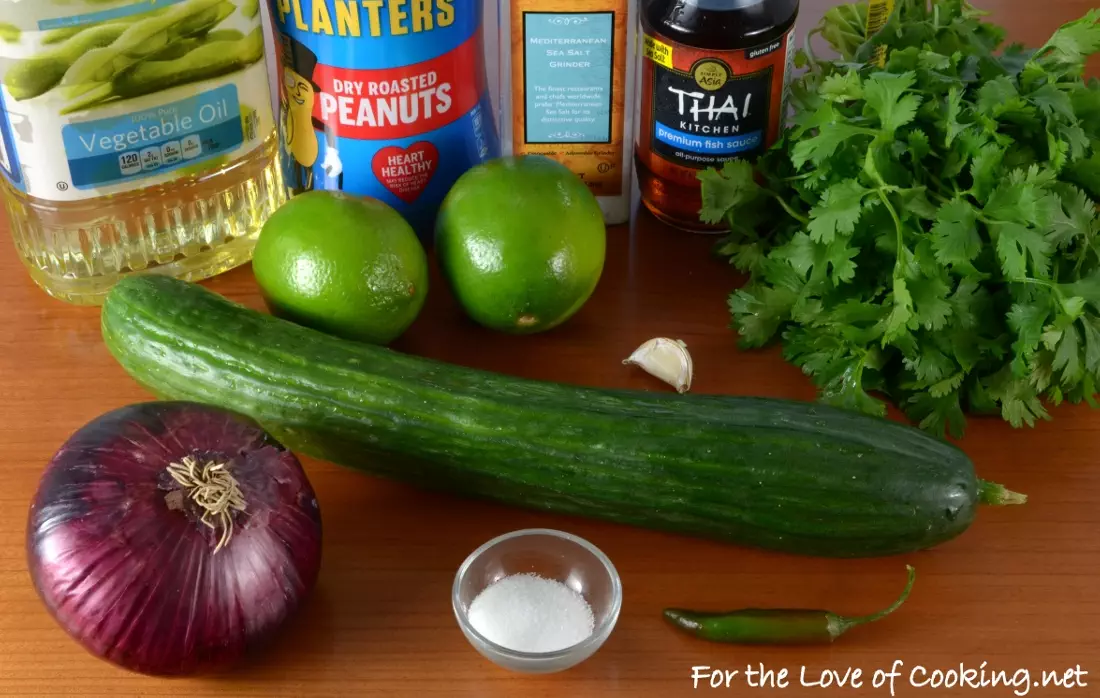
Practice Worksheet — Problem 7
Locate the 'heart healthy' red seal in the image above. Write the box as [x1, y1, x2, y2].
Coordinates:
[372, 143, 440, 204]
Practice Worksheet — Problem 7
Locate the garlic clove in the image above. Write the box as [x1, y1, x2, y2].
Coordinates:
[623, 337, 693, 394]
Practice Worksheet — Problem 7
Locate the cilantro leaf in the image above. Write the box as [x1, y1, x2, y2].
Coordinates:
[1081, 316, 1100, 373]
[807, 180, 868, 243]
[907, 129, 932, 161]
[782, 329, 887, 417]
[1071, 83, 1100, 128]
[729, 286, 793, 348]
[1030, 9, 1100, 72]
[1063, 270, 1100, 312]
[773, 233, 817, 278]
[1008, 300, 1051, 375]
[976, 76, 1019, 116]
[1052, 322, 1084, 383]
[985, 368, 1051, 427]
[1060, 124, 1090, 160]
[943, 126, 988, 178]
[908, 275, 954, 330]
[698, 160, 759, 225]
[791, 122, 872, 169]
[968, 144, 1006, 202]
[984, 166, 1056, 223]
[1030, 83, 1077, 121]
[820, 70, 863, 102]
[906, 391, 967, 438]
[996, 222, 1052, 279]
[1048, 184, 1098, 248]
[931, 198, 982, 267]
[903, 344, 956, 383]
[863, 72, 922, 132]
[1066, 153, 1100, 198]
[884, 277, 915, 342]
[825, 239, 860, 284]
[717, 236, 768, 275]
[942, 87, 966, 146]
[711, 3, 1100, 435]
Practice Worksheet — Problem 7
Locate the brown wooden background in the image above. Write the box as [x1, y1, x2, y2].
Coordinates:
[1, 1, 1099, 696]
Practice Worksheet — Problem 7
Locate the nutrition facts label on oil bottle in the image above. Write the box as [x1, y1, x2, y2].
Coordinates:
[0, 0, 275, 201]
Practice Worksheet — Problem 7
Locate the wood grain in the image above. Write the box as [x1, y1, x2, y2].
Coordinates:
[1, 1, 1099, 696]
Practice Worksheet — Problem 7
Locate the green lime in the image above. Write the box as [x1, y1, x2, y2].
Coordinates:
[434, 155, 606, 334]
[252, 190, 428, 345]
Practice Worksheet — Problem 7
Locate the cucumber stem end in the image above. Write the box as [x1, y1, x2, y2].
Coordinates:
[978, 480, 1028, 506]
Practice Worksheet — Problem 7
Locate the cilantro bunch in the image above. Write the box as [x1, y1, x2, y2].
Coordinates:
[702, 0, 1100, 437]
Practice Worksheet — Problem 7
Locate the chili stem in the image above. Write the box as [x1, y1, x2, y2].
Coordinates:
[828, 565, 917, 638]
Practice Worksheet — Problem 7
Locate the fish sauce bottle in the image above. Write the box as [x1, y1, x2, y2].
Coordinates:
[634, 0, 797, 231]
[269, 0, 501, 240]
[0, 0, 286, 304]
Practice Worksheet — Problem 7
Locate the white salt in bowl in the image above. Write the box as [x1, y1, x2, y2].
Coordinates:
[452, 528, 622, 673]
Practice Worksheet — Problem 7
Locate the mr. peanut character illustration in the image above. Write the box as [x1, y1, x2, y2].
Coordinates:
[279, 35, 342, 192]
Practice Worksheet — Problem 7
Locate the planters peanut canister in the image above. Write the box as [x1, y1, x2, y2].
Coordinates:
[270, 0, 500, 237]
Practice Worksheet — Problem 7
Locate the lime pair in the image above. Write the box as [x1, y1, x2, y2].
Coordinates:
[253, 156, 607, 345]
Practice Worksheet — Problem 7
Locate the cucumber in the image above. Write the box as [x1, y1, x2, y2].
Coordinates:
[101, 276, 1025, 558]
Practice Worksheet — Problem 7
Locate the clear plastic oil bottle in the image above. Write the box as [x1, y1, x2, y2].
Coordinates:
[0, 0, 286, 304]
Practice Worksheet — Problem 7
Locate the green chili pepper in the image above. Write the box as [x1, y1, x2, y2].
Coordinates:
[663, 566, 916, 645]
[241, 0, 260, 19]
[59, 0, 234, 98]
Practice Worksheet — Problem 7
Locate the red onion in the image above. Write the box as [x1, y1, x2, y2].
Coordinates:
[27, 401, 322, 676]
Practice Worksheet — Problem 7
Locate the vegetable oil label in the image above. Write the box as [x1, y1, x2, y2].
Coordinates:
[0, 0, 275, 202]
[636, 29, 792, 184]
[270, 0, 501, 235]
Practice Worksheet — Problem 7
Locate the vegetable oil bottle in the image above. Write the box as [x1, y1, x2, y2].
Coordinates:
[0, 0, 285, 304]
[634, 0, 798, 231]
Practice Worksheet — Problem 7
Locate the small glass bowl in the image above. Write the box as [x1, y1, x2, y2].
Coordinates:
[452, 528, 622, 673]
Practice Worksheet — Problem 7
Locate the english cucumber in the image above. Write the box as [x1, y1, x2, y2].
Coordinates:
[101, 276, 1025, 558]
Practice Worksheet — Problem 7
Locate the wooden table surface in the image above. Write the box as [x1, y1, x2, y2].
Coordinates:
[2, 2, 1099, 696]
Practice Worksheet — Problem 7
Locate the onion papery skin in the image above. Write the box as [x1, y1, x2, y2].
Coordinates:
[27, 401, 323, 676]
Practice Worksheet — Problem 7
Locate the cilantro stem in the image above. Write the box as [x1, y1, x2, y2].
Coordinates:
[1013, 277, 1065, 299]
[1073, 238, 1098, 277]
[877, 188, 906, 271]
[853, 126, 884, 137]
[924, 171, 957, 199]
[764, 188, 811, 225]
[925, 188, 951, 205]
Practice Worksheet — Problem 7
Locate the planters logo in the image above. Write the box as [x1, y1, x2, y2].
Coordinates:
[273, 0, 454, 37]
